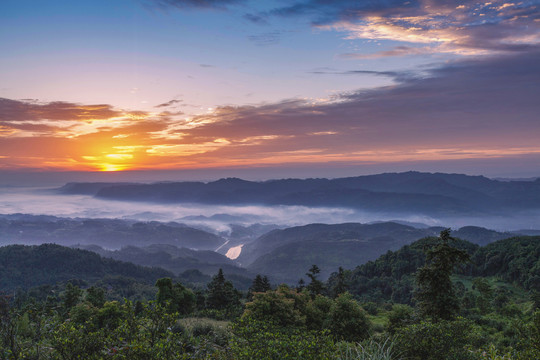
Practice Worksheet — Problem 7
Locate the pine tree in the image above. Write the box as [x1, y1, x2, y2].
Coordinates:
[332, 267, 348, 298]
[206, 269, 240, 310]
[248, 274, 272, 300]
[415, 229, 470, 321]
[306, 264, 324, 297]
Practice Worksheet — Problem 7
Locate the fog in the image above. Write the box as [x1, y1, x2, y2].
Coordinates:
[0, 186, 538, 233]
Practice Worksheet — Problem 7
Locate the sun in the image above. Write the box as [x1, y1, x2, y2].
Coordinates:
[82, 153, 134, 172]
[99, 163, 128, 172]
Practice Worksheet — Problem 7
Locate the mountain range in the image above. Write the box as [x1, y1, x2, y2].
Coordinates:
[56, 172, 540, 216]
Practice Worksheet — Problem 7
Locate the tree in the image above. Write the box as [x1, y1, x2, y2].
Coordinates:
[325, 292, 371, 342]
[243, 286, 307, 328]
[155, 278, 196, 314]
[63, 282, 82, 310]
[248, 274, 272, 300]
[473, 278, 493, 314]
[332, 267, 348, 298]
[86, 286, 106, 308]
[415, 229, 470, 321]
[206, 269, 240, 310]
[306, 265, 324, 297]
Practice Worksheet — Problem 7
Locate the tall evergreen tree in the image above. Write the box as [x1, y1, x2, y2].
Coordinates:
[332, 267, 348, 298]
[206, 269, 240, 310]
[415, 229, 470, 321]
[248, 274, 272, 300]
[306, 265, 324, 297]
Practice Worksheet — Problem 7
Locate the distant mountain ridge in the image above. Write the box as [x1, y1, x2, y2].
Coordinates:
[56, 172, 540, 216]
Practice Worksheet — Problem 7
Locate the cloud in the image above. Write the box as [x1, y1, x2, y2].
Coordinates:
[146, 0, 246, 11]
[0, 98, 122, 122]
[308, 68, 417, 82]
[247, 31, 282, 45]
[166, 49, 540, 165]
[243, 13, 269, 25]
[1, 50, 540, 171]
[155, 99, 183, 108]
[269, 0, 540, 56]
[340, 45, 435, 59]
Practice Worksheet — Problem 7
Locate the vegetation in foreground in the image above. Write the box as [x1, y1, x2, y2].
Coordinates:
[1, 231, 539, 359]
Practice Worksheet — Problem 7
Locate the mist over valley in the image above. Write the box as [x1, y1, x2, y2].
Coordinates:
[2, 172, 539, 284]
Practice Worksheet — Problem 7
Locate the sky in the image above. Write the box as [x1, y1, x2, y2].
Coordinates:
[1, 0, 540, 179]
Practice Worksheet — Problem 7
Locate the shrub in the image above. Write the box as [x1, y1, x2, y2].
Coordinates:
[395, 317, 481, 360]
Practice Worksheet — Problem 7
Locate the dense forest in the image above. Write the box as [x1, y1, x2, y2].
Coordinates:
[1, 232, 539, 359]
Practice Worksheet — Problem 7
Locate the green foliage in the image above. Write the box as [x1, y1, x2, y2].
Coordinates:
[332, 267, 349, 298]
[86, 286, 106, 308]
[326, 293, 371, 342]
[305, 295, 333, 330]
[518, 310, 540, 358]
[386, 304, 415, 334]
[306, 264, 325, 297]
[415, 229, 470, 321]
[155, 277, 196, 314]
[342, 234, 477, 304]
[247, 274, 272, 300]
[206, 269, 241, 313]
[62, 282, 82, 310]
[474, 278, 494, 314]
[336, 337, 396, 360]
[0, 244, 173, 293]
[227, 318, 336, 360]
[243, 285, 308, 328]
[243, 286, 371, 342]
[471, 236, 540, 290]
[394, 317, 480, 360]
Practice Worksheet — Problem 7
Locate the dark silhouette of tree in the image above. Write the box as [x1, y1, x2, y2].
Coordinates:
[306, 265, 324, 297]
[415, 229, 470, 321]
[332, 267, 348, 298]
[155, 278, 196, 314]
[206, 269, 240, 310]
[296, 278, 305, 292]
[248, 274, 272, 300]
[86, 286, 106, 308]
[63, 282, 82, 310]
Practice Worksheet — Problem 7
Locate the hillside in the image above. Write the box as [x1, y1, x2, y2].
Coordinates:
[0, 243, 173, 292]
[78, 243, 252, 278]
[333, 235, 540, 304]
[238, 222, 517, 283]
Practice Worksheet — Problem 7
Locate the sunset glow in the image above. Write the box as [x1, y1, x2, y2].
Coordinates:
[1, 0, 539, 177]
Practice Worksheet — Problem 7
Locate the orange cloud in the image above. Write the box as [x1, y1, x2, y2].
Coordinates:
[1, 49, 540, 172]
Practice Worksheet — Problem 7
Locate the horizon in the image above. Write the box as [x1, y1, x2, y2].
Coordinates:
[2, 1, 540, 175]
[1, 166, 540, 188]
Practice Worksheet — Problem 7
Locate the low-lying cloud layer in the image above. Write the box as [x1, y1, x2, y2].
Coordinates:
[1, 186, 538, 232]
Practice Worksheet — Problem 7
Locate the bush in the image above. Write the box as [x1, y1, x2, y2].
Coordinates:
[326, 293, 371, 342]
[395, 317, 481, 360]
[227, 318, 336, 360]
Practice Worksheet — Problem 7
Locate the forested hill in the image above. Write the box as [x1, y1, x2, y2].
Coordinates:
[471, 236, 540, 290]
[239, 222, 516, 283]
[0, 244, 173, 292]
[335, 235, 540, 304]
[57, 171, 540, 215]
